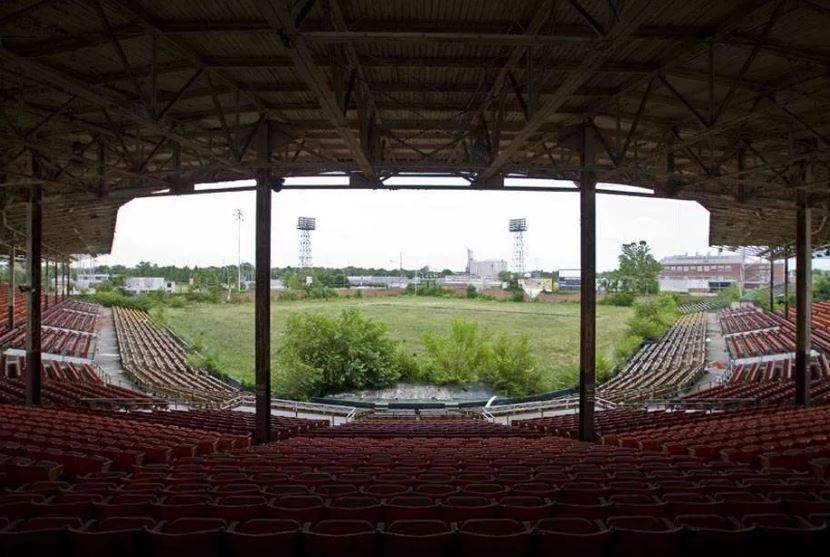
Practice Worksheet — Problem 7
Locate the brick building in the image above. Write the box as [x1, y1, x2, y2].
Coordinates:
[659, 254, 785, 294]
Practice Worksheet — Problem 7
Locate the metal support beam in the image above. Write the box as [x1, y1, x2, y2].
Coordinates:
[784, 256, 789, 318]
[44, 259, 49, 310]
[254, 124, 272, 444]
[26, 178, 43, 406]
[54, 259, 59, 305]
[795, 186, 811, 406]
[578, 125, 598, 442]
[769, 256, 775, 310]
[7, 240, 15, 331]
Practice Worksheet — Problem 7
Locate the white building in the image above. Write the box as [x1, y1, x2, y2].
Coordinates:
[466, 249, 507, 278]
[75, 273, 110, 293]
[124, 277, 175, 294]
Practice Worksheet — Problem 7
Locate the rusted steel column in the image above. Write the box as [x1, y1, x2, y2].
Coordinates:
[578, 126, 598, 442]
[44, 259, 49, 310]
[54, 259, 59, 304]
[784, 256, 789, 318]
[795, 189, 811, 406]
[254, 124, 274, 444]
[769, 256, 775, 311]
[8, 240, 15, 331]
[26, 181, 43, 406]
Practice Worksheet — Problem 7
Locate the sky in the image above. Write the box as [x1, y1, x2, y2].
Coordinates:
[95, 176, 738, 274]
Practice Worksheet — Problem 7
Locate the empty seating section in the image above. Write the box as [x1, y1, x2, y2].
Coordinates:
[600, 405, 830, 474]
[728, 356, 830, 384]
[0, 298, 100, 358]
[597, 313, 706, 403]
[2, 413, 830, 556]
[309, 420, 534, 437]
[89, 409, 328, 440]
[113, 307, 238, 407]
[722, 308, 830, 358]
[0, 284, 62, 332]
[0, 375, 155, 408]
[0, 405, 248, 481]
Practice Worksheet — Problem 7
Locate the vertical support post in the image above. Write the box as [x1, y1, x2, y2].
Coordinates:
[578, 125, 598, 442]
[8, 240, 15, 332]
[769, 256, 775, 311]
[795, 187, 811, 406]
[44, 259, 49, 310]
[26, 180, 43, 406]
[54, 259, 59, 305]
[784, 256, 790, 318]
[254, 123, 273, 444]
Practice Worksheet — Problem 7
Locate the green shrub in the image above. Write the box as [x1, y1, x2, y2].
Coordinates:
[466, 284, 478, 299]
[421, 320, 490, 384]
[511, 290, 525, 302]
[481, 333, 542, 396]
[168, 296, 186, 308]
[276, 309, 404, 399]
[90, 291, 153, 311]
[602, 292, 635, 307]
[278, 290, 301, 302]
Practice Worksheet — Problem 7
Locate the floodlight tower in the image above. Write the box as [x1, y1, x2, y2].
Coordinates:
[509, 218, 527, 275]
[234, 209, 244, 290]
[297, 217, 316, 268]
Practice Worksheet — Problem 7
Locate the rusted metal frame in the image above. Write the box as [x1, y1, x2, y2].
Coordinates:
[579, 125, 598, 442]
[26, 165, 43, 406]
[236, 114, 265, 163]
[769, 255, 775, 310]
[479, 2, 656, 182]
[784, 255, 790, 317]
[589, 119, 619, 167]
[92, 0, 145, 105]
[715, 34, 830, 67]
[207, 73, 238, 160]
[619, 78, 654, 164]
[151, 33, 159, 117]
[657, 75, 709, 129]
[22, 95, 78, 140]
[768, 98, 830, 148]
[527, 0, 775, 167]
[294, 0, 318, 28]
[7, 239, 15, 331]
[254, 123, 272, 444]
[256, 0, 374, 179]
[795, 182, 811, 406]
[508, 71, 531, 121]
[156, 68, 204, 122]
[448, 0, 553, 166]
[137, 132, 170, 173]
[0, 0, 55, 26]
[712, 1, 785, 125]
[342, 69, 357, 115]
[568, 0, 606, 37]
[97, 136, 108, 198]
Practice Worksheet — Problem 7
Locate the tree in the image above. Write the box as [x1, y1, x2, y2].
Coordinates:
[616, 241, 662, 295]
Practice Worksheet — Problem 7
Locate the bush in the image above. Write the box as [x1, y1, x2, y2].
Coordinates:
[89, 291, 153, 311]
[602, 292, 635, 307]
[466, 284, 478, 299]
[511, 290, 525, 302]
[276, 309, 405, 399]
[404, 284, 457, 298]
[420, 319, 541, 396]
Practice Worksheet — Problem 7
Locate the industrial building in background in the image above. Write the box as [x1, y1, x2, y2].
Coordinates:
[297, 217, 316, 269]
[659, 254, 785, 294]
[465, 249, 507, 279]
[509, 218, 527, 276]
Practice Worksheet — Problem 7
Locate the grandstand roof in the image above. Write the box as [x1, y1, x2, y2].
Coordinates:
[1, 0, 829, 255]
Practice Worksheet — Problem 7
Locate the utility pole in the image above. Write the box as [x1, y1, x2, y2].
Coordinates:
[234, 209, 244, 291]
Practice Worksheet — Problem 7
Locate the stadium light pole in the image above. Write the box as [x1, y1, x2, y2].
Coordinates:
[234, 209, 244, 291]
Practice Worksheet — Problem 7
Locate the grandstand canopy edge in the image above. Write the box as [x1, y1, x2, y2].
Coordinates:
[0, 0, 826, 441]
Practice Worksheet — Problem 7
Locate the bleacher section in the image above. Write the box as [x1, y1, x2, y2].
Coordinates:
[89, 409, 328, 440]
[0, 285, 61, 332]
[597, 313, 706, 404]
[308, 420, 537, 438]
[0, 298, 100, 359]
[1, 407, 829, 555]
[787, 300, 830, 352]
[113, 307, 239, 407]
[722, 307, 830, 358]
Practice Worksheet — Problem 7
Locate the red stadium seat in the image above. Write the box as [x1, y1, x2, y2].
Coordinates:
[533, 517, 610, 557]
[304, 520, 378, 557]
[458, 519, 530, 557]
[674, 514, 753, 557]
[71, 516, 156, 557]
[381, 520, 455, 557]
[225, 519, 301, 557]
[146, 517, 226, 557]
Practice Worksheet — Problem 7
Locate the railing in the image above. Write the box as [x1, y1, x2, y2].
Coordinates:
[481, 409, 495, 422]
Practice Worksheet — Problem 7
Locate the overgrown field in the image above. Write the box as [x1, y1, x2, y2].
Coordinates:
[156, 297, 633, 394]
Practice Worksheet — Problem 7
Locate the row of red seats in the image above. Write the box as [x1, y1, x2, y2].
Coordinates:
[719, 309, 782, 335]
[1, 514, 827, 557]
[0, 377, 153, 408]
[728, 356, 830, 383]
[308, 420, 535, 437]
[85, 408, 328, 440]
[5, 485, 830, 523]
[726, 328, 796, 359]
[682, 379, 830, 408]
[0, 405, 249, 478]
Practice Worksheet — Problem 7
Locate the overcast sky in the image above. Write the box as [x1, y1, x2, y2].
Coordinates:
[98, 177, 772, 273]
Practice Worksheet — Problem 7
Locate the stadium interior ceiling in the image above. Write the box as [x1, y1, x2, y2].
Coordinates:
[1, 0, 829, 440]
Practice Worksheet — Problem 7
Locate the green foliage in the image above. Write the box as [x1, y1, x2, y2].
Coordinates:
[604, 241, 662, 294]
[353, 289, 363, 299]
[511, 290, 525, 302]
[614, 334, 644, 366]
[304, 283, 338, 299]
[716, 283, 741, 304]
[184, 291, 221, 303]
[602, 292, 635, 307]
[815, 274, 830, 302]
[610, 294, 678, 373]
[278, 290, 300, 302]
[420, 320, 541, 396]
[466, 284, 478, 299]
[88, 291, 153, 311]
[404, 284, 458, 298]
[276, 309, 404, 399]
